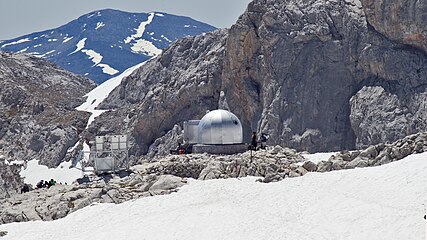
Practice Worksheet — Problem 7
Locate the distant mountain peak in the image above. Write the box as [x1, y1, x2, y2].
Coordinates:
[0, 9, 216, 84]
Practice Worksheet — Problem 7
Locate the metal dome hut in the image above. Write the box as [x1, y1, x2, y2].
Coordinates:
[184, 109, 247, 154]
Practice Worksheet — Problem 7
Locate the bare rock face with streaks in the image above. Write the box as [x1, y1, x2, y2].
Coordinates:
[361, 0, 427, 53]
[96, 0, 427, 155]
[98, 29, 228, 157]
[0, 158, 23, 199]
[221, 0, 368, 150]
[0, 53, 95, 197]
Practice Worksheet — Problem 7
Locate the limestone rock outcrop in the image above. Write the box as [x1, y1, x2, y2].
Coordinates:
[98, 29, 228, 157]
[0, 159, 23, 199]
[0, 173, 186, 225]
[0, 53, 95, 167]
[317, 131, 427, 172]
[96, 0, 427, 155]
[0, 52, 94, 197]
[142, 145, 306, 182]
[2, 131, 427, 225]
[350, 86, 427, 148]
[361, 0, 427, 53]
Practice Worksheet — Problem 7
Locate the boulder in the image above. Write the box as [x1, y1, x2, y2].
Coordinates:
[302, 161, 318, 172]
[345, 157, 369, 169]
[288, 171, 301, 178]
[359, 145, 378, 159]
[149, 175, 185, 194]
[331, 159, 346, 171]
[270, 145, 283, 155]
[198, 161, 224, 180]
[295, 166, 308, 176]
[317, 161, 333, 173]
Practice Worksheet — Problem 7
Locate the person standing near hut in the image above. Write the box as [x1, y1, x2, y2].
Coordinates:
[251, 132, 258, 150]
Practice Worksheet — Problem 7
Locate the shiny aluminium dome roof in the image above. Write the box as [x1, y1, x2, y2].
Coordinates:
[197, 109, 243, 145]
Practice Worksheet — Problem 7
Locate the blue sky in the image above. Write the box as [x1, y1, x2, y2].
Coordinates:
[0, 0, 251, 39]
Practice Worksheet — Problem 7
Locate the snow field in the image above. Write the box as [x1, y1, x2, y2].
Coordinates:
[2, 152, 427, 240]
[20, 160, 82, 186]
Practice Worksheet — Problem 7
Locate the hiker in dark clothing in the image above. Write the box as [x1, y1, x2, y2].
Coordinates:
[260, 132, 270, 149]
[251, 132, 258, 150]
[21, 184, 30, 193]
[47, 179, 57, 188]
[36, 180, 44, 189]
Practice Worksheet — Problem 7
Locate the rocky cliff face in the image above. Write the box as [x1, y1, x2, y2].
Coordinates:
[98, 29, 228, 157]
[0, 159, 23, 199]
[361, 0, 427, 53]
[222, 0, 427, 151]
[0, 52, 95, 168]
[222, 0, 368, 150]
[98, 0, 427, 155]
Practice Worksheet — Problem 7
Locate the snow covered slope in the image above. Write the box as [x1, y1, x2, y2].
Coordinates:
[76, 60, 148, 127]
[2, 152, 427, 240]
[0, 9, 216, 83]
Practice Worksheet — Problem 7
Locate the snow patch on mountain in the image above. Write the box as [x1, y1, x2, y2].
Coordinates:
[16, 47, 29, 53]
[98, 63, 119, 75]
[62, 36, 73, 43]
[70, 38, 87, 55]
[131, 39, 161, 56]
[80, 48, 119, 75]
[95, 22, 105, 30]
[85, 110, 108, 128]
[1, 38, 30, 48]
[82, 49, 102, 65]
[124, 12, 155, 44]
[34, 50, 55, 58]
[161, 35, 172, 43]
[122, 12, 161, 56]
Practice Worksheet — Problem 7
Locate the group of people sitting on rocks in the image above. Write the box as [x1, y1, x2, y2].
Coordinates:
[36, 179, 57, 189]
[21, 178, 66, 194]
